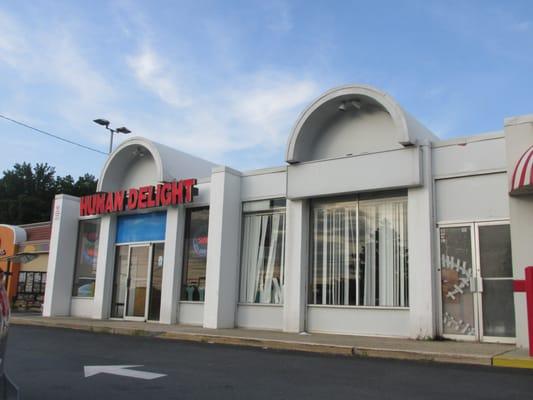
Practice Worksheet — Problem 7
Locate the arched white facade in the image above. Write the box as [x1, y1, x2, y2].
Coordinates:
[43, 84, 531, 352]
[98, 137, 216, 192]
[285, 85, 437, 163]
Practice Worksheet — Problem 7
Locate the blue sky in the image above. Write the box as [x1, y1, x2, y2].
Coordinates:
[0, 1, 532, 179]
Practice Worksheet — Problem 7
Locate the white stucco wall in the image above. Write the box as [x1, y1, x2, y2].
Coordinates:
[504, 115, 533, 349]
[236, 304, 283, 330]
[435, 173, 509, 223]
[307, 306, 410, 337]
[178, 302, 204, 326]
[240, 168, 286, 201]
[287, 147, 422, 199]
[203, 166, 242, 329]
[70, 297, 94, 318]
[43, 195, 80, 317]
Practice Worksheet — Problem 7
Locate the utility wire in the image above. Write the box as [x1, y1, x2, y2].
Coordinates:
[0, 113, 108, 155]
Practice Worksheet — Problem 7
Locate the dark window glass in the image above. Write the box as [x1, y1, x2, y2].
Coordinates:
[181, 208, 209, 301]
[72, 219, 100, 297]
[110, 245, 129, 318]
[17, 272, 46, 295]
[148, 243, 164, 320]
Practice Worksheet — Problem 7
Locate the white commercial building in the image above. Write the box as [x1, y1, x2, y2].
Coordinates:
[44, 85, 533, 350]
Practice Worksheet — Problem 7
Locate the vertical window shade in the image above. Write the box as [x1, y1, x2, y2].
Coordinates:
[310, 195, 408, 307]
[239, 202, 286, 304]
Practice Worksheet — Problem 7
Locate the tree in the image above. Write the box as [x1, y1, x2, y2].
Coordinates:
[0, 163, 97, 225]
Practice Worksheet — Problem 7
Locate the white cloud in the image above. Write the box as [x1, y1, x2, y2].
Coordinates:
[127, 45, 191, 108]
[0, 4, 321, 172]
[122, 67, 319, 165]
[0, 10, 28, 68]
[123, 36, 320, 166]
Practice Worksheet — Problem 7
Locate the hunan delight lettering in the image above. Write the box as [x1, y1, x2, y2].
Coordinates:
[79, 179, 197, 217]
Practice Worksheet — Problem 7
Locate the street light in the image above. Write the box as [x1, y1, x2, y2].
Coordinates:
[93, 119, 131, 154]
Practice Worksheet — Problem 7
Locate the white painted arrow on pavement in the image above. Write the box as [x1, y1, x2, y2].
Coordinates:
[84, 365, 166, 380]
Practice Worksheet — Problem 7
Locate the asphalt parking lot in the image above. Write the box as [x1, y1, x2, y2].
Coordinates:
[5, 325, 533, 399]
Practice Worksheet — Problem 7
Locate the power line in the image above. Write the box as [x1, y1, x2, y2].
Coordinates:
[0, 114, 108, 155]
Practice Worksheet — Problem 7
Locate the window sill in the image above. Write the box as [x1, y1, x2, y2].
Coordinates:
[237, 303, 283, 307]
[71, 296, 94, 300]
[179, 301, 205, 304]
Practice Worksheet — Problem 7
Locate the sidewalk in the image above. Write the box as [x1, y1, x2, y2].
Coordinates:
[10, 314, 528, 368]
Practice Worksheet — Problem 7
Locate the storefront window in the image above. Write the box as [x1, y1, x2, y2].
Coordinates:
[239, 199, 286, 304]
[17, 272, 46, 295]
[15, 272, 47, 309]
[309, 193, 408, 307]
[181, 208, 209, 301]
[72, 219, 100, 297]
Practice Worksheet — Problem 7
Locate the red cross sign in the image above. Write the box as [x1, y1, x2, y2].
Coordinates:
[513, 266, 533, 356]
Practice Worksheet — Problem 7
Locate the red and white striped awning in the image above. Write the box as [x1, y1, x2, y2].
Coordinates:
[510, 145, 533, 195]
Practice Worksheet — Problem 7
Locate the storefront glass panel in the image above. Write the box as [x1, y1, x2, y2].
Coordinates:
[125, 245, 150, 318]
[15, 271, 46, 310]
[116, 212, 166, 243]
[72, 219, 100, 297]
[440, 223, 515, 341]
[239, 199, 286, 304]
[440, 226, 476, 336]
[111, 245, 129, 318]
[309, 193, 408, 307]
[479, 224, 515, 338]
[181, 208, 209, 301]
[148, 243, 164, 321]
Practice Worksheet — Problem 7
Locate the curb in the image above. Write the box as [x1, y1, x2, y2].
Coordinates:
[9, 317, 499, 367]
[158, 331, 355, 356]
[492, 353, 533, 369]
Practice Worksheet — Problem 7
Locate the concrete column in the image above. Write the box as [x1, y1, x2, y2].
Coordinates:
[407, 144, 436, 339]
[93, 214, 117, 319]
[159, 206, 186, 324]
[283, 199, 309, 333]
[43, 195, 80, 317]
[504, 115, 533, 349]
[203, 166, 241, 329]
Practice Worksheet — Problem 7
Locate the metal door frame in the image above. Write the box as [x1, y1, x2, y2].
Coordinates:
[438, 220, 515, 343]
[123, 243, 153, 322]
[439, 222, 479, 342]
[146, 243, 164, 322]
[474, 221, 515, 344]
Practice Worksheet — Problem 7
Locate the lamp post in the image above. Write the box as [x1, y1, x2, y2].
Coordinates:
[93, 119, 131, 154]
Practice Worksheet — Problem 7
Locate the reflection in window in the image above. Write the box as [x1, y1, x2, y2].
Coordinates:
[18, 272, 46, 295]
[309, 194, 408, 307]
[72, 219, 100, 297]
[111, 245, 129, 318]
[239, 199, 286, 304]
[181, 208, 209, 301]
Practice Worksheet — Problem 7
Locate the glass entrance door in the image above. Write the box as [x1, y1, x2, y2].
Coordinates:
[111, 243, 164, 321]
[125, 245, 151, 319]
[440, 223, 515, 342]
[148, 243, 164, 321]
[440, 225, 477, 338]
[477, 223, 515, 341]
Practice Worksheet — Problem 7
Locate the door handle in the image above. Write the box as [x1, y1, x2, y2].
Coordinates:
[469, 277, 476, 292]
[477, 277, 483, 293]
